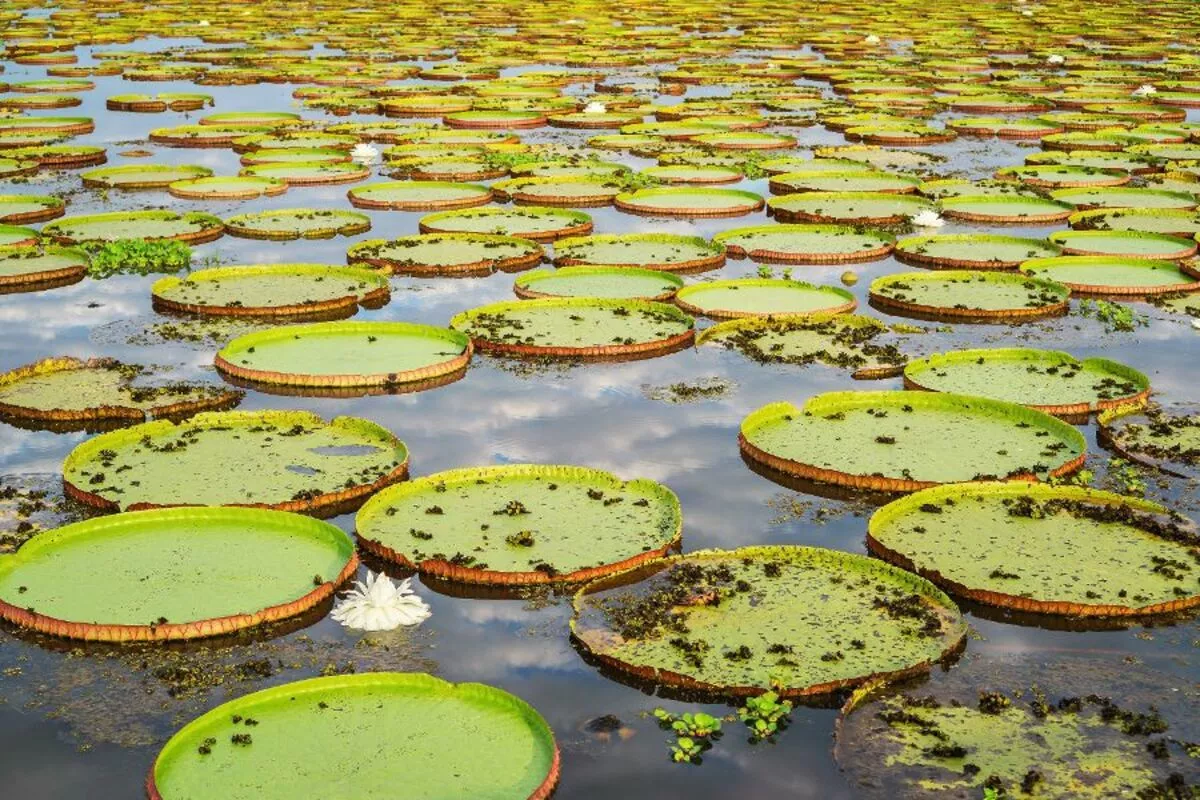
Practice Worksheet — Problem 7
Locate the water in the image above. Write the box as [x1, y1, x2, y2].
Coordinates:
[0, 27, 1197, 800]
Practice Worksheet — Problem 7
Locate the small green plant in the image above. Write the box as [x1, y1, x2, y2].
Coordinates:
[1077, 299, 1148, 333]
[756, 264, 774, 278]
[1105, 458, 1146, 495]
[1048, 467, 1094, 487]
[83, 239, 192, 279]
[982, 788, 1001, 800]
[671, 736, 705, 763]
[653, 708, 723, 764]
[738, 691, 793, 741]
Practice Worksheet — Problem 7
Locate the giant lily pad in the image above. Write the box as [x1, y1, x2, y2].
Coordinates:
[869, 271, 1071, 322]
[0, 506, 356, 642]
[450, 297, 694, 359]
[168, 175, 287, 201]
[241, 161, 371, 186]
[614, 187, 764, 218]
[868, 482, 1199, 617]
[419, 206, 593, 242]
[903, 348, 1148, 416]
[492, 176, 624, 207]
[769, 191, 932, 224]
[148, 673, 559, 800]
[356, 464, 681, 585]
[1099, 403, 1200, 480]
[894, 234, 1062, 270]
[674, 278, 856, 319]
[0, 357, 241, 430]
[1049, 186, 1198, 211]
[348, 233, 543, 276]
[80, 164, 213, 189]
[0, 244, 86, 291]
[740, 391, 1086, 492]
[1020, 256, 1200, 296]
[215, 322, 471, 391]
[347, 180, 492, 210]
[939, 195, 1075, 224]
[1046, 230, 1198, 260]
[513, 267, 683, 301]
[0, 194, 64, 224]
[713, 224, 894, 264]
[697, 314, 913, 379]
[43, 210, 224, 244]
[571, 545, 966, 697]
[836, 656, 1200, 799]
[152, 264, 391, 319]
[61, 410, 409, 515]
[768, 171, 921, 195]
[554, 232, 725, 272]
[225, 208, 371, 240]
[1070, 207, 1200, 237]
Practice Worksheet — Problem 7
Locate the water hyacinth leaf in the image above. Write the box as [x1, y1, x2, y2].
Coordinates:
[0, 507, 356, 641]
[740, 391, 1086, 492]
[571, 545, 966, 697]
[149, 674, 559, 799]
[356, 464, 682, 585]
[61, 410, 409, 515]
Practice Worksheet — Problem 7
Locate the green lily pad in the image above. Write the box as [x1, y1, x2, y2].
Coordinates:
[450, 297, 694, 359]
[554, 232, 725, 272]
[240, 148, 352, 165]
[918, 179, 1039, 201]
[1099, 403, 1200, 480]
[215, 321, 471, 390]
[80, 163, 213, 189]
[241, 161, 370, 185]
[419, 206, 593, 242]
[1020, 256, 1200, 296]
[674, 278, 856, 319]
[233, 131, 358, 152]
[714, 224, 895, 264]
[1046, 230, 1198, 260]
[0, 225, 38, 248]
[903, 348, 1148, 416]
[869, 481, 1199, 616]
[61, 410, 409, 514]
[493, 176, 624, 207]
[152, 264, 390, 319]
[996, 165, 1130, 189]
[894, 234, 1062, 270]
[740, 391, 1085, 491]
[514, 267, 683, 300]
[202, 111, 301, 127]
[150, 673, 558, 800]
[1049, 187, 1198, 210]
[0, 158, 38, 179]
[224, 208, 371, 240]
[356, 464, 681, 584]
[0, 357, 240, 429]
[0, 244, 86, 289]
[769, 171, 921, 195]
[836, 655, 1200, 799]
[0, 194, 63, 224]
[43, 210, 224, 244]
[869, 271, 1071, 322]
[939, 195, 1075, 224]
[571, 545, 966, 697]
[768, 191, 933, 224]
[168, 175, 287, 200]
[1069, 207, 1200, 237]
[615, 187, 764, 218]
[697, 314, 912, 378]
[0, 506, 355, 641]
[641, 164, 742, 184]
[348, 233, 543, 276]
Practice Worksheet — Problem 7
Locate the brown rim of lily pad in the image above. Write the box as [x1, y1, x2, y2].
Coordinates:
[0, 509, 359, 643]
[614, 188, 765, 219]
[166, 179, 287, 201]
[939, 199, 1076, 225]
[555, 235, 726, 272]
[495, 180, 621, 208]
[347, 182, 493, 211]
[0, 357, 243, 425]
[213, 322, 473, 390]
[356, 464, 682, 587]
[218, 368, 468, 400]
[444, 112, 548, 130]
[866, 483, 1200, 618]
[868, 278, 1071, 322]
[673, 279, 858, 320]
[244, 163, 372, 186]
[419, 211, 593, 242]
[106, 96, 208, 113]
[348, 234, 545, 277]
[150, 264, 391, 319]
[20, 148, 105, 169]
[1022, 258, 1200, 297]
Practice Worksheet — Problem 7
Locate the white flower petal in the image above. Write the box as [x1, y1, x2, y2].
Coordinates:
[911, 209, 945, 228]
[331, 570, 431, 631]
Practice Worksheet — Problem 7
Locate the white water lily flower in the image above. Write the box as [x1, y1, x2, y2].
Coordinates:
[1192, 318, 1200, 331]
[1021, 8, 1034, 15]
[911, 209, 945, 228]
[350, 143, 380, 165]
[864, 34, 881, 45]
[331, 570, 431, 631]
[583, 101, 607, 114]
[1132, 84, 1157, 97]
[1046, 54, 1064, 65]
[197, 19, 210, 26]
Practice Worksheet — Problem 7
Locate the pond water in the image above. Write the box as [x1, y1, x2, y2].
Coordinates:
[0, 13, 1198, 800]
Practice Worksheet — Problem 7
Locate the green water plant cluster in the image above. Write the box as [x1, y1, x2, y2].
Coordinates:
[83, 238, 192, 279]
